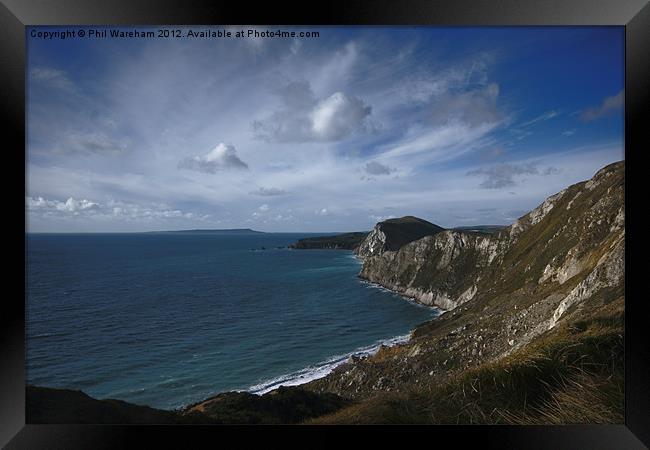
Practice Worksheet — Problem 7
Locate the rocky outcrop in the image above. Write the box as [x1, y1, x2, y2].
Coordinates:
[548, 233, 624, 330]
[358, 230, 499, 309]
[355, 216, 444, 257]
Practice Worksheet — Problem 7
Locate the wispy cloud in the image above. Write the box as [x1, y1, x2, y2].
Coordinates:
[52, 131, 130, 156]
[251, 187, 287, 196]
[520, 110, 559, 127]
[377, 121, 499, 164]
[429, 83, 502, 127]
[580, 90, 623, 122]
[467, 162, 560, 189]
[370, 81, 506, 167]
[30, 67, 75, 91]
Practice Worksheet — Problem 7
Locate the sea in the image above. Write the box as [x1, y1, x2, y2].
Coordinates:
[26, 232, 439, 410]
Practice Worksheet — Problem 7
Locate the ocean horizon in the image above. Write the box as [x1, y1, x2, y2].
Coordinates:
[26, 232, 438, 410]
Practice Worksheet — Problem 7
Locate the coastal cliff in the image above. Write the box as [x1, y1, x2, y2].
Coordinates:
[356, 161, 624, 313]
[304, 161, 625, 420]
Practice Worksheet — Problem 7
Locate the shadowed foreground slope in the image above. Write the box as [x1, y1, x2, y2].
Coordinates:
[26, 385, 351, 424]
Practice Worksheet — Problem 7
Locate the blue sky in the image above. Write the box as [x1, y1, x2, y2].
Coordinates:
[26, 26, 624, 232]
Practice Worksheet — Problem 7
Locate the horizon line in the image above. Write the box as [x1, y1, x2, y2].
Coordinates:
[24, 223, 511, 235]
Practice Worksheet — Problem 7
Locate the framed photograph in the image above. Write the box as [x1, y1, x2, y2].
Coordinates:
[3, 0, 648, 447]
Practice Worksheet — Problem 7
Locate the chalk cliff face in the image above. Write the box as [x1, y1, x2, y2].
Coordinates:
[359, 230, 501, 309]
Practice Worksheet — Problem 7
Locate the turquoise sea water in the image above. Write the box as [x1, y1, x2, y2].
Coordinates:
[26, 233, 438, 410]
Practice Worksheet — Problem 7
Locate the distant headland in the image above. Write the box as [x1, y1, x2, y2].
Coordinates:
[151, 228, 266, 235]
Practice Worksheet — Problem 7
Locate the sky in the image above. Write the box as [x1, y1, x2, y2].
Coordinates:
[26, 26, 624, 232]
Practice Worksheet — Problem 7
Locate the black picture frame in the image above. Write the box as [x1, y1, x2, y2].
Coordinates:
[2, 0, 648, 447]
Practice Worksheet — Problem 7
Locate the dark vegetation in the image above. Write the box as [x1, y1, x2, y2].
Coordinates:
[26, 386, 212, 424]
[377, 216, 444, 251]
[26, 385, 351, 425]
[182, 386, 351, 424]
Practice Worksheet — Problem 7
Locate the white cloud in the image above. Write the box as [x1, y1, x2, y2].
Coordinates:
[310, 92, 372, 141]
[27, 196, 208, 222]
[178, 143, 248, 173]
[27, 196, 100, 214]
[252, 81, 371, 143]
